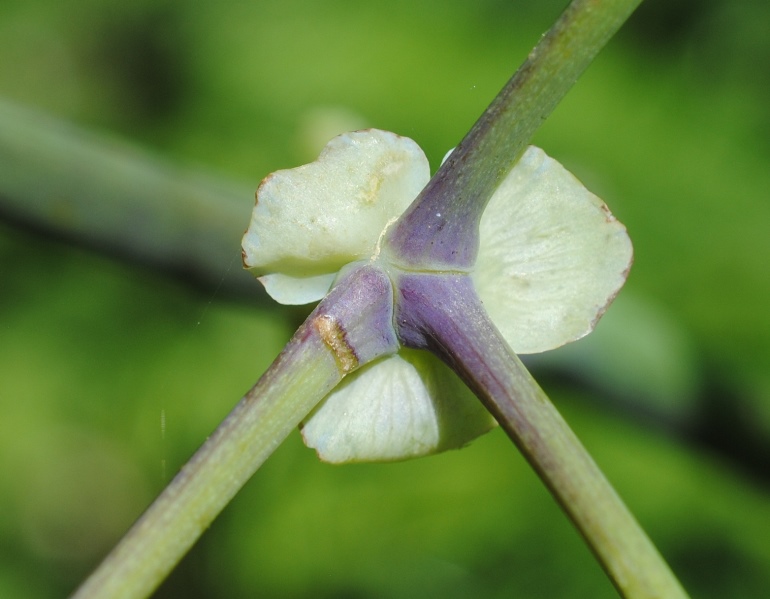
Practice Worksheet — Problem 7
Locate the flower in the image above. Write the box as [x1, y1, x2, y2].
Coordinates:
[242, 129, 632, 463]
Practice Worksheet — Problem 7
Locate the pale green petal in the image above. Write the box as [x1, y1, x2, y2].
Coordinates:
[258, 273, 337, 306]
[242, 129, 429, 304]
[474, 146, 633, 354]
[301, 349, 496, 463]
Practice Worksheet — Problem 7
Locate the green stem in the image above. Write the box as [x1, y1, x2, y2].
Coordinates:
[72, 320, 342, 599]
[387, 0, 643, 270]
[394, 273, 688, 599]
[71, 264, 398, 599]
[474, 353, 688, 598]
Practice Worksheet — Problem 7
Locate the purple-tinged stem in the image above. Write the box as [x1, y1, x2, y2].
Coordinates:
[394, 272, 689, 599]
[386, 0, 642, 271]
[71, 265, 398, 599]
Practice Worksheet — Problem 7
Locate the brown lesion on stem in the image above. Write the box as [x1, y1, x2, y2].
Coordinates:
[313, 314, 359, 375]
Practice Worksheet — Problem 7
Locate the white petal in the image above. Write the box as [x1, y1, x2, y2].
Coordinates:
[474, 146, 632, 354]
[258, 273, 336, 306]
[301, 350, 496, 463]
[242, 129, 429, 304]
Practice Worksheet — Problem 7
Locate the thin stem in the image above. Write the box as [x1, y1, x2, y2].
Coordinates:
[71, 265, 399, 599]
[395, 273, 689, 599]
[387, 0, 642, 270]
[72, 321, 341, 599]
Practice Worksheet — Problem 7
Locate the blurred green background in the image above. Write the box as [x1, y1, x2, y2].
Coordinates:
[1, 0, 769, 597]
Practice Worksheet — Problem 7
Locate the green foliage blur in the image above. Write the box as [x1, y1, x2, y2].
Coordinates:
[2, 0, 769, 597]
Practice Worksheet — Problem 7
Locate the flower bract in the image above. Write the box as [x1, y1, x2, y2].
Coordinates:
[242, 129, 632, 463]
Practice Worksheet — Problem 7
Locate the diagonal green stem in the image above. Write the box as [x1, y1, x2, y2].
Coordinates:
[387, 0, 643, 270]
[394, 273, 689, 599]
[71, 265, 399, 599]
[72, 320, 342, 599]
